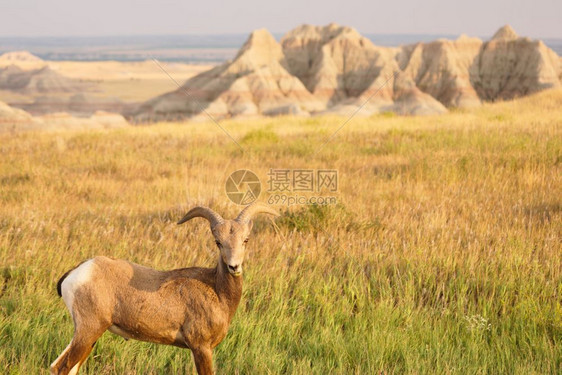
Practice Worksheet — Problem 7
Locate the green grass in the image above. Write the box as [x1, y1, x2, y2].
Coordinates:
[1, 90, 561, 374]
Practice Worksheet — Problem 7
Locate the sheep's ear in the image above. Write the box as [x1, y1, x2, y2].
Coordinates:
[247, 220, 254, 231]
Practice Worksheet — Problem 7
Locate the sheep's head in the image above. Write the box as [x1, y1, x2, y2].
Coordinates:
[178, 203, 279, 276]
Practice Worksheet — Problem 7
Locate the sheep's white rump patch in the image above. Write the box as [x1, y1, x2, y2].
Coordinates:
[61, 259, 95, 317]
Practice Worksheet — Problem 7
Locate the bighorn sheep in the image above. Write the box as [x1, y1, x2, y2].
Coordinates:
[50, 202, 279, 375]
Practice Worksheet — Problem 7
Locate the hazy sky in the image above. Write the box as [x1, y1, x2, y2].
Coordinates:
[1, 0, 560, 38]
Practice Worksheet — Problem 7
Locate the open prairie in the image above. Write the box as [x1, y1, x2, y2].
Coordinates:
[1, 89, 561, 374]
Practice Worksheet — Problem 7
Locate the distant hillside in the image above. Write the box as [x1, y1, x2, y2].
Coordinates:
[132, 24, 561, 121]
[0, 51, 43, 63]
[0, 100, 35, 126]
[0, 99, 128, 132]
[0, 64, 91, 94]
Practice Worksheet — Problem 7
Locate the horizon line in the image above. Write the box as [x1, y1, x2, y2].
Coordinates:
[1, 30, 561, 41]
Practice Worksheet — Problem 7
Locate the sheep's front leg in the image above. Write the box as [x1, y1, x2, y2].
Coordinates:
[191, 347, 214, 375]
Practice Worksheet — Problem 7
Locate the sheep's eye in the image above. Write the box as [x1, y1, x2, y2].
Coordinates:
[243, 238, 249, 244]
[215, 240, 221, 247]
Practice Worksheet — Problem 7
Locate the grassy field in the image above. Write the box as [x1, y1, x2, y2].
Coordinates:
[1, 89, 561, 374]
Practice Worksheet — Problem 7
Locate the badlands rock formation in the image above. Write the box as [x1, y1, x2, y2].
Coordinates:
[281, 24, 392, 104]
[470, 25, 561, 100]
[133, 24, 561, 121]
[0, 65, 90, 94]
[281, 24, 447, 115]
[398, 35, 483, 108]
[134, 29, 323, 121]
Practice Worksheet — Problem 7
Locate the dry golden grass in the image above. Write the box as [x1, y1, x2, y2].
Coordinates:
[0, 89, 561, 374]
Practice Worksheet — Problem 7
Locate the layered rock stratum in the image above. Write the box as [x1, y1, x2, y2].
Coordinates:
[0, 65, 90, 94]
[132, 24, 561, 121]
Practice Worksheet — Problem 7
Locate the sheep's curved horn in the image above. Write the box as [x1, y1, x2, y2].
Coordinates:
[236, 202, 280, 223]
[177, 206, 224, 227]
